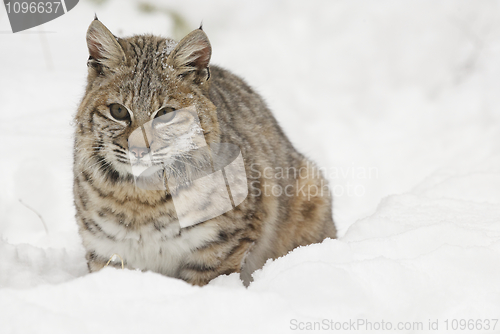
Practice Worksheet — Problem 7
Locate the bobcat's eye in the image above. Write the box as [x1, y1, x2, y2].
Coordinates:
[109, 104, 130, 121]
[154, 107, 176, 124]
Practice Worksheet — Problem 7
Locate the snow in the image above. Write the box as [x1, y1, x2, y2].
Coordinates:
[1, 0, 500, 333]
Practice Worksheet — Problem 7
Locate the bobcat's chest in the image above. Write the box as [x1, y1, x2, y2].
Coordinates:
[88, 213, 219, 276]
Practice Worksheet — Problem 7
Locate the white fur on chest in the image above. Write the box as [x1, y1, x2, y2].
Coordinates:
[84, 214, 219, 276]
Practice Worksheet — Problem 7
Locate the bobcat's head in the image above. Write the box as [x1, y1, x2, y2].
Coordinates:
[74, 19, 219, 187]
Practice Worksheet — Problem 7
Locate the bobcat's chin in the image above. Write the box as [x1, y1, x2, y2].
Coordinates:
[114, 151, 168, 181]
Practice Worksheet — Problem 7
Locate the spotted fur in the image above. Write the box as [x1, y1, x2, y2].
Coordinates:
[73, 18, 336, 286]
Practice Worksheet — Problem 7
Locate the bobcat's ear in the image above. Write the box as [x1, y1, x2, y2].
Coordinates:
[166, 28, 212, 83]
[86, 19, 126, 72]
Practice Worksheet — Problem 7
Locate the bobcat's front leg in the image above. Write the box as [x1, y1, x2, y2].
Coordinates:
[178, 237, 255, 286]
[86, 251, 122, 272]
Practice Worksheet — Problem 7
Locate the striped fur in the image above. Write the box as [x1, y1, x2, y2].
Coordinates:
[73, 19, 336, 286]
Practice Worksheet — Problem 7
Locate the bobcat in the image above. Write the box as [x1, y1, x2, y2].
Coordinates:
[73, 18, 336, 286]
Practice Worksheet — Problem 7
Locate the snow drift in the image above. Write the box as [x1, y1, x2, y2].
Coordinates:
[1, 0, 500, 333]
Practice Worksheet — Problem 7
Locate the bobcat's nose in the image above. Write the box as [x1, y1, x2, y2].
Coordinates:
[130, 147, 150, 159]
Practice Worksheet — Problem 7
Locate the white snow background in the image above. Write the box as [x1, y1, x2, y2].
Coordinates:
[1, 0, 500, 333]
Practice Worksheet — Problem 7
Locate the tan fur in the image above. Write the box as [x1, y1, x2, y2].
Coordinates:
[74, 19, 336, 286]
